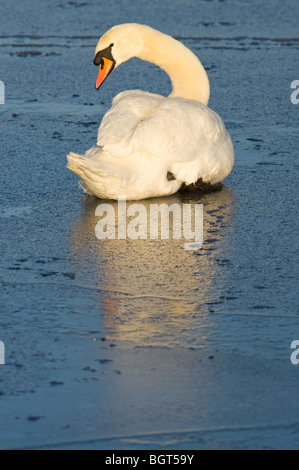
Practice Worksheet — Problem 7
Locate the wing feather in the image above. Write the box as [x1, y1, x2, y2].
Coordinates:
[97, 91, 233, 185]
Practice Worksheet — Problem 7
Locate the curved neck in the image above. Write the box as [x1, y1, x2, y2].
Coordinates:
[137, 27, 210, 104]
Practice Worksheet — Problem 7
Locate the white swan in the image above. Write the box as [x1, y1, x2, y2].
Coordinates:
[67, 24, 234, 201]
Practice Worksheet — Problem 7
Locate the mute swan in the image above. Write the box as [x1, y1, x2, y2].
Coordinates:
[67, 24, 234, 201]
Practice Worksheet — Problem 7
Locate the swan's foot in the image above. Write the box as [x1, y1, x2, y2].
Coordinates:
[167, 171, 176, 181]
[179, 179, 223, 193]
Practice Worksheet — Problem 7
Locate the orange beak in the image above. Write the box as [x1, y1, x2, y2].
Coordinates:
[95, 57, 114, 90]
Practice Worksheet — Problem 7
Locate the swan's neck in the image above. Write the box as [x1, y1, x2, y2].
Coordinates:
[137, 27, 210, 104]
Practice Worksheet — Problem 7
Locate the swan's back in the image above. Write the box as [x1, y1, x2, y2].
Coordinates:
[97, 90, 234, 185]
[97, 90, 164, 153]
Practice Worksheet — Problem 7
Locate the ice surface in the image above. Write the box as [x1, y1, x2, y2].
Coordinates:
[0, 0, 298, 450]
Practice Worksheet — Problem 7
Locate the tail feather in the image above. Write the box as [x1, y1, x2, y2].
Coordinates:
[66, 149, 181, 200]
[67, 152, 88, 179]
[67, 152, 134, 182]
[67, 152, 106, 178]
[66, 151, 136, 199]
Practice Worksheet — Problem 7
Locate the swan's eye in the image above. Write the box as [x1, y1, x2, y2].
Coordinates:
[94, 43, 115, 67]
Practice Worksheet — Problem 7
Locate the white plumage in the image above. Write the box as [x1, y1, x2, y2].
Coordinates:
[67, 24, 234, 201]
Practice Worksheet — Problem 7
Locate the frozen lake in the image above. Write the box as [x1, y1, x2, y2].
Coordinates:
[0, 0, 298, 450]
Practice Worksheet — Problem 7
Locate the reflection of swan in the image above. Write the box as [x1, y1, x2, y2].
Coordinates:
[70, 188, 234, 348]
[67, 24, 234, 200]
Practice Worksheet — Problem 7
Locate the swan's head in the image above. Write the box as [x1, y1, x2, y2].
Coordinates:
[93, 23, 210, 104]
[93, 24, 144, 90]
